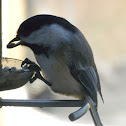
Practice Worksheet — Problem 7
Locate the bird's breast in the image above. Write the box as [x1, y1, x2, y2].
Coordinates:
[35, 55, 85, 99]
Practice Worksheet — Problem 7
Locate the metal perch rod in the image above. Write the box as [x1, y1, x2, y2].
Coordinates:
[0, 98, 90, 122]
[0, 99, 84, 107]
[0, 97, 102, 126]
[0, 98, 103, 126]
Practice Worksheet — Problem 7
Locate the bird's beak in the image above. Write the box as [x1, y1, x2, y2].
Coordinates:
[7, 37, 22, 48]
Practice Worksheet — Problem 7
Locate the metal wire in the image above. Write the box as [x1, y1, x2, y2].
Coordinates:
[0, 97, 103, 126]
[0, 0, 2, 69]
[0, 98, 84, 107]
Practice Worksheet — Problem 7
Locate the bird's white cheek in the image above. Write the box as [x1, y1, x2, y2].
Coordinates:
[20, 24, 73, 47]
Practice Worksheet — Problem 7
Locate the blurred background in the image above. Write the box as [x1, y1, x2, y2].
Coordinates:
[0, 0, 126, 126]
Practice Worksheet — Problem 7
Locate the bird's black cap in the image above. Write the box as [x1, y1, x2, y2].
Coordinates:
[17, 15, 78, 37]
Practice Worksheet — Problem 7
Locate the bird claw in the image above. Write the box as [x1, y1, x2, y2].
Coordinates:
[21, 58, 41, 72]
[21, 58, 52, 86]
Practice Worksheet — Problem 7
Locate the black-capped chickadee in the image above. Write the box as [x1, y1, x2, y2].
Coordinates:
[7, 15, 103, 125]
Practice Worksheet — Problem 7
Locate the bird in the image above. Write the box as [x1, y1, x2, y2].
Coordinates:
[7, 14, 103, 125]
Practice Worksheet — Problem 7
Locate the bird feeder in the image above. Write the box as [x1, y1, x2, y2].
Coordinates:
[0, 1, 102, 125]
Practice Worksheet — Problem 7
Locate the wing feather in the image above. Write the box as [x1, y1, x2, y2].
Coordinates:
[70, 67, 98, 104]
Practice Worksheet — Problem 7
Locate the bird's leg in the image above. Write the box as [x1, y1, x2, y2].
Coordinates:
[34, 71, 52, 86]
[21, 58, 52, 86]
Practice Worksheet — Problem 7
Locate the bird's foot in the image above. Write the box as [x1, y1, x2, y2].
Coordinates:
[21, 58, 41, 83]
[21, 58, 52, 86]
[21, 58, 41, 71]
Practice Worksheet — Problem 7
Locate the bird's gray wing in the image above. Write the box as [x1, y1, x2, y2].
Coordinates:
[70, 66, 98, 104]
